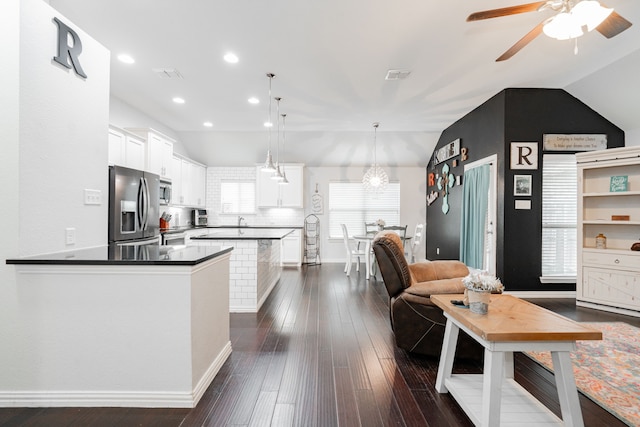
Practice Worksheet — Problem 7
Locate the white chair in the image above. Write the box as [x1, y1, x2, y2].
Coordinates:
[341, 224, 367, 276]
[410, 223, 424, 263]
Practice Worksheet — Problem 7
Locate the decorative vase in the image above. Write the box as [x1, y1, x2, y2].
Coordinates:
[468, 289, 491, 314]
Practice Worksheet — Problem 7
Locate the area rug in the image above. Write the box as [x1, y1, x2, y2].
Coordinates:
[524, 322, 640, 427]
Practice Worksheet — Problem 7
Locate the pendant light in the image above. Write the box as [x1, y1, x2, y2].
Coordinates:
[261, 73, 276, 172]
[279, 113, 289, 185]
[362, 122, 388, 194]
[271, 97, 284, 181]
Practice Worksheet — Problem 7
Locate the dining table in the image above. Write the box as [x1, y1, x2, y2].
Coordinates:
[353, 234, 412, 279]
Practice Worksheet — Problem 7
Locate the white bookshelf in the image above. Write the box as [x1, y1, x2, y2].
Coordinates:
[576, 146, 640, 317]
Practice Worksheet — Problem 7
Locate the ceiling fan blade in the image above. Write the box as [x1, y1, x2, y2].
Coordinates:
[467, 1, 548, 21]
[596, 10, 632, 38]
[496, 21, 545, 62]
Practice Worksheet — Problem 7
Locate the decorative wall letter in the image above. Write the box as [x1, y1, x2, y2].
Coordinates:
[436, 163, 455, 214]
[53, 17, 87, 78]
[510, 142, 538, 169]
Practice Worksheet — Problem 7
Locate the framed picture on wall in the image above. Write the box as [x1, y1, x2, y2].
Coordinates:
[514, 175, 532, 196]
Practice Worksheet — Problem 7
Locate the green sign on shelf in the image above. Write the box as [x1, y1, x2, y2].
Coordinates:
[610, 175, 628, 192]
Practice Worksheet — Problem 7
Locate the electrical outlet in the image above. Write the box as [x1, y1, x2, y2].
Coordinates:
[65, 228, 76, 245]
[84, 189, 102, 205]
[436, 247, 440, 255]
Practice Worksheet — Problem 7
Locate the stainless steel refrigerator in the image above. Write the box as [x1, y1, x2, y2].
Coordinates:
[108, 165, 160, 245]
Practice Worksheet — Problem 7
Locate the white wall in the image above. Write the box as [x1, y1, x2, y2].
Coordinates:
[304, 166, 426, 263]
[2, 0, 110, 394]
[566, 48, 640, 147]
[0, 0, 21, 402]
[19, 0, 110, 255]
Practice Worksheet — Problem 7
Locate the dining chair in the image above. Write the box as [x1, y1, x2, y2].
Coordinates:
[341, 224, 367, 276]
[410, 223, 424, 263]
[364, 222, 378, 236]
[382, 225, 408, 245]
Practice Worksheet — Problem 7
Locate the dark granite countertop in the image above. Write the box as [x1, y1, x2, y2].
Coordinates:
[6, 244, 233, 266]
[161, 225, 302, 235]
[190, 228, 295, 240]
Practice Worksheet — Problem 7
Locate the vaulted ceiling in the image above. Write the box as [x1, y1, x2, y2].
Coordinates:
[48, 0, 640, 165]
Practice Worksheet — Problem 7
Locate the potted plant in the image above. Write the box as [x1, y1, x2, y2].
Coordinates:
[376, 219, 386, 231]
[462, 272, 504, 314]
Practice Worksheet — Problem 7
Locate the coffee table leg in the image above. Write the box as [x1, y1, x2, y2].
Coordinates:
[482, 349, 504, 427]
[435, 318, 459, 393]
[551, 351, 584, 427]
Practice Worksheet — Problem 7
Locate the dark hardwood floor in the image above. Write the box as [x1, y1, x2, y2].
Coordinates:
[1, 264, 638, 427]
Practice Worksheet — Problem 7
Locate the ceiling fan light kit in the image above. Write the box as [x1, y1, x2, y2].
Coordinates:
[468, 0, 630, 61]
[543, 0, 613, 40]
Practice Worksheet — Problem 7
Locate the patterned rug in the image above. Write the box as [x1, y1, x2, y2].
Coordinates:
[525, 322, 640, 427]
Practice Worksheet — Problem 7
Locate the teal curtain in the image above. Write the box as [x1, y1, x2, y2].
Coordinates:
[459, 164, 490, 269]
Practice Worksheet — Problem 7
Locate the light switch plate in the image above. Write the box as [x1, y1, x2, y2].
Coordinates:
[65, 227, 76, 245]
[84, 189, 102, 205]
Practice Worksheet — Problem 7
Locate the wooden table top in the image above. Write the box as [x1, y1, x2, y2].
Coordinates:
[431, 294, 603, 342]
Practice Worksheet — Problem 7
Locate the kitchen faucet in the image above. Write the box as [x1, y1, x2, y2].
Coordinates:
[238, 216, 246, 227]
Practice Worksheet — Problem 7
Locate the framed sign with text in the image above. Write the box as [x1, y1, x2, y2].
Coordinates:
[543, 134, 607, 151]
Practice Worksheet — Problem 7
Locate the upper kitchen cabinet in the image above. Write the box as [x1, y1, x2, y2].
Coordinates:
[108, 125, 145, 171]
[172, 154, 206, 208]
[126, 128, 174, 180]
[256, 164, 304, 208]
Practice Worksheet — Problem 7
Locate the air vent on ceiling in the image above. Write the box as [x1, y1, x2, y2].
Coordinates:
[152, 68, 184, 79]
[385, 69, 411, 80]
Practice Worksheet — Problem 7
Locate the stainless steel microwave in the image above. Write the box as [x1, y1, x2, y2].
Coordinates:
[159, 180, 172, 205]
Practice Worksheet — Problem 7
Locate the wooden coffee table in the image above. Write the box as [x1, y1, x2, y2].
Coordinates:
[431, 294, 602, 427]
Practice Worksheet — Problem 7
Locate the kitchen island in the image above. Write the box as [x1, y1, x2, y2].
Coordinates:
[188, 228, 294, 313]
[5, 244, 233, 408]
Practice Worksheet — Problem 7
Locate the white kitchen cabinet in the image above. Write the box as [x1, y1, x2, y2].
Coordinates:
[172, 155, 206, 208]
[172, 155, 184, 205]
[126, 128, 174, 180]
[281, 229, 302, 266]
[256, 164, 304, 208]
[108, 125, 145, 171]
[576, 146, 640, 317]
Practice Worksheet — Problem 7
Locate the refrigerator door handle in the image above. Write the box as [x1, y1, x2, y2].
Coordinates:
[137, 177, 145, 231]
[141, 177, 149, 231]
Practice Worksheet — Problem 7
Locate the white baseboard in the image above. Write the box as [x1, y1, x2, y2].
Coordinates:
[0, 342, 232, 408]
[505, 291, 576, 299]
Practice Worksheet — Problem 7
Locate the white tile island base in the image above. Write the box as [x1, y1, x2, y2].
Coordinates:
[191, 238, 282, 313]
[3, 252, 232, 408]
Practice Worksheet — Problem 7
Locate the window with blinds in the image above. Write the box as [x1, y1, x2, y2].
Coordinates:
[541, 154, 577, 279]
[329, 182, 400, 238]
[220, 181, 256, 214]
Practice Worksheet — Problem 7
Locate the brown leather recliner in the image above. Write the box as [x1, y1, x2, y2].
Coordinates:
[373, 231, 482, 359]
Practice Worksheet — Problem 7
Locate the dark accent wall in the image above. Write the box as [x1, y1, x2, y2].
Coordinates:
[426, 88, 624, 292]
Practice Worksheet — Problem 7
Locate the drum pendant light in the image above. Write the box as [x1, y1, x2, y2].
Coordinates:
[362, 122, 388, 194]
[261, 73, 276, 172]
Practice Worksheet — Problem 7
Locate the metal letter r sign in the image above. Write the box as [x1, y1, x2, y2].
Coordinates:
[53, 17, 87, 79]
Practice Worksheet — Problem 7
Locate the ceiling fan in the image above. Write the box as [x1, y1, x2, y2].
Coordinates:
[467, 0, 632, 61]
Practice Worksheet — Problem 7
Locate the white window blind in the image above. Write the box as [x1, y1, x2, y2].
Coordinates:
[541, 154, 577, 278]
[329, 182, 400, 238]
[220, 181, 256, 214]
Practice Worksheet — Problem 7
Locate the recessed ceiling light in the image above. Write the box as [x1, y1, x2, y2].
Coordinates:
[248, 97, 259, 104]
[172, 97, 185, 104]
[223, 53, 239, 64]
[117, 54, 135, 64]
[203, 121, 213, 127]
[264, 121, 273, 128]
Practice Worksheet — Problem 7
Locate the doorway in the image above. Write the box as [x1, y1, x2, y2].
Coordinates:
[460, 154, 497, 275]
